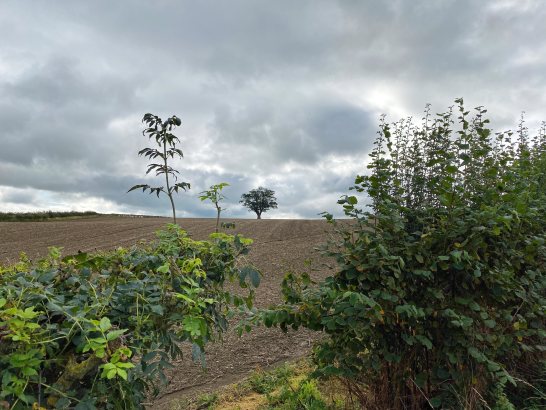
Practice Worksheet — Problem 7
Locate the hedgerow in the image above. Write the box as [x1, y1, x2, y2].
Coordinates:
[263, 100, 546, 409]
[0, 211, 98, 222]
[0, 224, 259, 409]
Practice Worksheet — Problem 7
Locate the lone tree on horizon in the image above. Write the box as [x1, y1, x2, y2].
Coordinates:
[240, 187, 278, 219]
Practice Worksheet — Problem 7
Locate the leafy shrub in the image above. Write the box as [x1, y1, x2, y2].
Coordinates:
[0, 224, 259, 409]
[263, 101, 546, 409]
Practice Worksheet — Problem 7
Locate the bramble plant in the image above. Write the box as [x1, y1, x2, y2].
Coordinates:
[262, 100, 546, 409]
[0, 225, 260, 409]
[240, 186, 278, 219]
[128, 113, 190, 224]
[199, 182, 229, 232]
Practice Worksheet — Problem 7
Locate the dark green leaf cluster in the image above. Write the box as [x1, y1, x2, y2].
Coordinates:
[262, 100, 546, 409]
[0, 225, 260, 409]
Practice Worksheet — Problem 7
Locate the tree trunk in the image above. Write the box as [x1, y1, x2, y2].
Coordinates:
[215, 206, 221, 232]
[168, 193, 177, 225]
[163, 140, 177, 224]
[257, 212, 261, 219]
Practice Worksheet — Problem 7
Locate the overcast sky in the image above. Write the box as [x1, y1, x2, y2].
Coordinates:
[0, 1, 544, 219]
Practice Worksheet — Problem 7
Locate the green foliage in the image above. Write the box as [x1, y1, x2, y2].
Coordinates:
[240, 187, 278, 219]
[220, 221, 236, 230]
[128, 113, 190, 224]
[195, 392, 219, 409]
[262, 101, 546, 409]
[199, 182, 230, 232]
[0, 211, 98, 222]
[264, 379, 330, 410]
[0, 224, 260, 409]
[247, 364, 294, 395]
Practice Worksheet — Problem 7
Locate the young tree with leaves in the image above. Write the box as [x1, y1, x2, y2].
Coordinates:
[128, 113, 190, 224]
[199, 182, 229, 232]
[240, 187, 278, 219]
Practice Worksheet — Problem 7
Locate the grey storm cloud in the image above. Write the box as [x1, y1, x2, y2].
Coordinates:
[210, 100, 375, 166]
[0, 0, 545, 218]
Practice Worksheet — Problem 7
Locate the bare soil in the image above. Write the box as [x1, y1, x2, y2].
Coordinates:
[0, 216, 335, 409]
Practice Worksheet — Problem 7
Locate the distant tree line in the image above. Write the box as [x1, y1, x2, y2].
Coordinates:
[0, 211, 98, 222]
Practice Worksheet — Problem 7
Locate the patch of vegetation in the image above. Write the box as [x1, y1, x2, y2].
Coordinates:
[195, 392, 219, 409]
[264, 379, 331, 410]
[247, 363, 294, 395]
[262, 100, 546, 409]
[0, 211, 98, 222]
[171, 360, 354, 410]
[0, 224, 259, 409]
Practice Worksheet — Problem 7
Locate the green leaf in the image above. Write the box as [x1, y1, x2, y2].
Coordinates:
[127, 184, 150, 193]
[183, 316, 204, 338]
[99, 317, 112, 332]
[117, 368, 128, 380]
[106, 329, 127, 341]
[445, 164, 458, 174]
[240, 266, 260, 287]
[95, 348, 106, 359]
[116, 362, 134, 369]
[415, 335, 433, 350]
[151, 305, 165, 315]
[415, 372, 428, 388]
[487, 361, 501, 372]
[143, 351, 157, 362]
[430, 396, 443, 408]
[157, 262, 170, 273]
[21, 367, 38, 377]
[483, 319, 496, 328]
[468, 346, 486, 363]
[249, 269, 261, 288]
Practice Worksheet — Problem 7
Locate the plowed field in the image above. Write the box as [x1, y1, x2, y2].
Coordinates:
[0, 216, 335, 408]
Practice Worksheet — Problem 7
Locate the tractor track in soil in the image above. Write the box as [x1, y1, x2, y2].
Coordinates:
[0, 216, 337, 408]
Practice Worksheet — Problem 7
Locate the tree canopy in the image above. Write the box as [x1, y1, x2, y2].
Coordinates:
[240, 187, 278, 219]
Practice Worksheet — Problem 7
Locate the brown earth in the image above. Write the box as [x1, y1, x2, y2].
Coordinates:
[0, 216, 337, 409]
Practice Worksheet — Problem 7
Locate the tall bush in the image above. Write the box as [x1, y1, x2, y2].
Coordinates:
[0, 225, 259, 409]
[263, 100, 546, 409]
